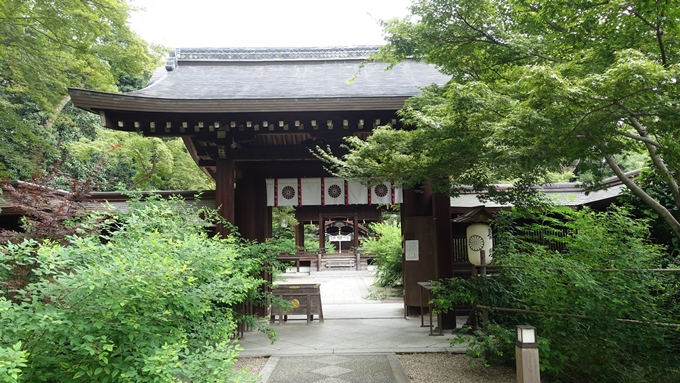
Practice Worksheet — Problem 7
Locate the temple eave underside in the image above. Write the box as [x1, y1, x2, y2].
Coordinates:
[84, 98, 405, 180]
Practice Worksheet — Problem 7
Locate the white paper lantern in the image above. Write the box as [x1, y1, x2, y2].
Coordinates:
[466, 223, 493, 265]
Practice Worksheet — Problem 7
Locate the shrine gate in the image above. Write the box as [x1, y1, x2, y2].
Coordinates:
[69, 46, 459, 327]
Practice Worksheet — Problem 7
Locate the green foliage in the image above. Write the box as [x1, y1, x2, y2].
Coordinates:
[360, 222, 402, 287]
[0, 0, 159, 111]
[0, 340, 27, 383]
[620, 167, 680, 258]
[68, 128, 214, 191]
[0, 195, 279, 382]
[0, 0, 169, 185]
[271, 207, 298, 241]
[0, 94, 57, 179]
[433, 206, 680, 382]
[320, 0, 680, 238]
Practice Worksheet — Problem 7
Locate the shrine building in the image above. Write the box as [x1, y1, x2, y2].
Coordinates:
[67, 46, 624, 327]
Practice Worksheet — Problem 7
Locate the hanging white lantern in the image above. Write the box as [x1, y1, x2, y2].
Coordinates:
[466, 223, 493, 265]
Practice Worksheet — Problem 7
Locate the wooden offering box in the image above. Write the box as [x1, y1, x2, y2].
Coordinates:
[270, 283, 324, 325]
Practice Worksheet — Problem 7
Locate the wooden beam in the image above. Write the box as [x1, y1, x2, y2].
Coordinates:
[295, 205, 382, 222]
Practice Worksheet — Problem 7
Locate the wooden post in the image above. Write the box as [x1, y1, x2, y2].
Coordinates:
[354, 213, 360, 270]
[215, 159, 235, 238]
[480, 250, 489, 325]
[516, 326, 541, 383]
[516, 346, 541, 383]
[318, 214, 324, 271]
[234, 166, 262, 241]
[470, 264, 478, 330]
[480, 250, 490, 361]
[318, 214, 324, 253]
[433, 191, 456, 330]
[295, 224, 305, 250]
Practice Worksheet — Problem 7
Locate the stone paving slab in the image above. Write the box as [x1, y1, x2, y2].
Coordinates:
[276, 270, 378, 305]
[323, 302, 403, 319]
[238, 316, 466, 357]
[260, 354, 410, 383]
[243, 270, 469, 382]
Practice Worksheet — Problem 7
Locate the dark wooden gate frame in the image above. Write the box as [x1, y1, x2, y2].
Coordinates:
[68, 46, 457, 322]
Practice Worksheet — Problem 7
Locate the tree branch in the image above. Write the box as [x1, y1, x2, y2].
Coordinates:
[128, 152, 158, 190]
[527, 4, 565, 32]
[454, 10, 560, 63]
[613, 99, 680, 208]
[630, 8, 667, 65]
[559, 102, 615, 143]
[618, 130, 662, 147]
[604, 154, 680, 241]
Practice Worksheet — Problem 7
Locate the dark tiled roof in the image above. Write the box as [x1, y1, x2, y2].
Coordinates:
[69, 46, 450, 113]
[450, 173, 633, 209]
[132, 58, 449, 100]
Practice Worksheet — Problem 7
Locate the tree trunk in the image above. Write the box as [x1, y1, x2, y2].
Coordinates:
[44, 95, 72, 130]
[605, 155, 680, 241]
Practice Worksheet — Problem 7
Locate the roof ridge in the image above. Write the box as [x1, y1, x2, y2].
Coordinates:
[169, 46, 381, 63]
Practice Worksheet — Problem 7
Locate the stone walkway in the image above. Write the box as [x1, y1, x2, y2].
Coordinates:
[237, 270, 468, 382]
[260, 354, 410, 383]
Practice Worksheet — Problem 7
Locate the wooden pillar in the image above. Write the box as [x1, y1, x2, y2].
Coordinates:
[215, 159, 235, 238]
[433, 191, 456, 330]
[353, 213, 359, 249]
[253, 176, 268, 242]
[402, 186, 432, 218]
[295, 224, 305, 249]
[353, 213, 360, 270]
[318, 214, 324, 253]
[235, 165, 255, 240]
[401, 184, 435, 317]
[265, 206, 272, 239]
[234, 166, 268, 242]
[234, 170, 271, 318]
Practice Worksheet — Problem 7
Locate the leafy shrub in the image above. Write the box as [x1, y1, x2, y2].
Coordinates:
[0, 195, 281, 382]
[433, 206, 680, 383]
[361, 222, 402, 287]
[0, 340, 27, 383]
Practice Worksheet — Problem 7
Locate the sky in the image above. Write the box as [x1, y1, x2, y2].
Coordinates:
[128, 0, 413, 49]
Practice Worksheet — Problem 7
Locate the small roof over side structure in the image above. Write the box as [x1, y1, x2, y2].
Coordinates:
[450, 172, 635, 217]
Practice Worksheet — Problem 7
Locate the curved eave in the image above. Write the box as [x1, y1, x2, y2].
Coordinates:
[69, 88, 410, 114]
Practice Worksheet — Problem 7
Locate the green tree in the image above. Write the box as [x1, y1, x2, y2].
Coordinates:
[319, 0, 680, 240]
[272, 206, 298, 241]
[0, 195, 277, 382]
[360, 221, 402, 287]
[0, 0, 163, 181]
[67, 128, 214, 191]
[0, 0, 158, 111]
[433, 206, 679, 382]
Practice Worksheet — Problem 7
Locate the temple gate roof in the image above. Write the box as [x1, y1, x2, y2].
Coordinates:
[70, 46, 450, 113]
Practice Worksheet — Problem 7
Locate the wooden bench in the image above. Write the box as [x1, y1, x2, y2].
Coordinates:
[325, 258, 355, 268]
[277, 256, 317, 272]
[270, 284, 324, 325]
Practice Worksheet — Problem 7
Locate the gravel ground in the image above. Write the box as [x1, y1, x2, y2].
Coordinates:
[398, 353, 515, 383]
[232, 356, 269, 380]
[233, 353, 515, 383]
